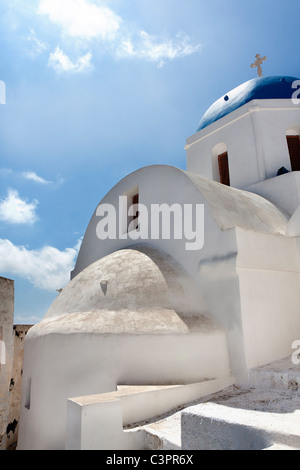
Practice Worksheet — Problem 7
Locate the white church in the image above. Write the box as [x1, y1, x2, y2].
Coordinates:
[18, 74, 300, 450]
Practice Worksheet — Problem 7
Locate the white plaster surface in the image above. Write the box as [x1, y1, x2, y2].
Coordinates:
[18, 247, 231, 450]
[287, 205, 300, 235]
[246, 172, 300, 217]
[68, 164, 290, 384]
[186, 99, 300, 189]
[73, 165, 287, 280]
[236, 227, 300, 369]
[135, 358, 300, 451]
[66, 378, 234, 450]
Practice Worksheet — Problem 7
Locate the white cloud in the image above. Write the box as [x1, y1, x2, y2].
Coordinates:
[118, 31, 202, 67]
[7, 1, 202, 71]
[22, 171, 50, 185]
[48, 46, 93, 74]
[0, 238, 82, 291]
[38, 0, 200, 68]
[0, 189, 38, 225]
[38, 0, 121, 41]
[0, 168, 64, 187]
[25, 28, 47, 58]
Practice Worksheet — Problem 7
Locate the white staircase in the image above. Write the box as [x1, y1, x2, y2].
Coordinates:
[138, 357, 300, 450]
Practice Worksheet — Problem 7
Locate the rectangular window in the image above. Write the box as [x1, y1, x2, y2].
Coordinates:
[129, 192, 139, 232]
[218, 152, 230, 186]
[123, 187, 139, 234]
[287, 135, 300, 172]
[25, 377, 31, 410]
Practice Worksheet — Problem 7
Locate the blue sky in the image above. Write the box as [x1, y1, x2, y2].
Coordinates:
[0, 0, 299, 324]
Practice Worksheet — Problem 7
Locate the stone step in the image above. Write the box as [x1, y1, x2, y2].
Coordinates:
[139, 411, 182, 450]
[249, 357, 300, 391]
[181, 402, 300, 450]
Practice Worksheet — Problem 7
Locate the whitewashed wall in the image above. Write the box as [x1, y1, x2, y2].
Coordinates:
[186, 99, 300, 189]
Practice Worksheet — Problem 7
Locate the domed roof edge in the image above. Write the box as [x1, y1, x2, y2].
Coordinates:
[197, 75, 300, 132]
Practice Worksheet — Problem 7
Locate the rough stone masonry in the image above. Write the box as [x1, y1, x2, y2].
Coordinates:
[0, 277, 32, 450]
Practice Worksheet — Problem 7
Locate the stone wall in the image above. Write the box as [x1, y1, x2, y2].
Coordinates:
[0, 277, 32, 450]
[6, 325, 32, 449]
[0, 277, 14, 450]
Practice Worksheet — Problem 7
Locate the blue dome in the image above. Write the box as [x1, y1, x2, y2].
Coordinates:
[197, 76, 299, 132]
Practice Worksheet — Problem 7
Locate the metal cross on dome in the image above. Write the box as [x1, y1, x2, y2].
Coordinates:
[251, 54, 267, 77]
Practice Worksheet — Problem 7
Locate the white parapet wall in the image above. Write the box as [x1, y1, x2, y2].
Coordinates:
[246, 172, 300, 217]
[66, 377, 235, 450]
[236, 227, 300, 369]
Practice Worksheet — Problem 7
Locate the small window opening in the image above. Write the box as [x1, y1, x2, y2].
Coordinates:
[25, 377, 31, 410]
[127, 190, 139, 233]
[218, 152, 231, 186]
[287, 135, 300, 172]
